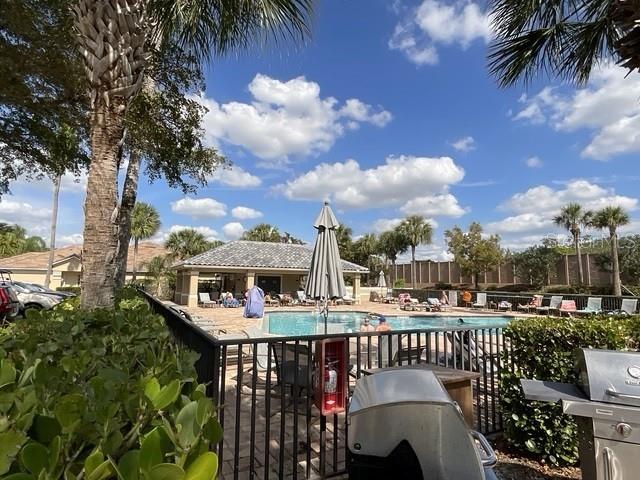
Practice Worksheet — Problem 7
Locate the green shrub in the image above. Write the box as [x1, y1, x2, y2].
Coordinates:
[434, 282, 452, 290]
[393, 279, 405, 288]
[55, 286, 81, 294]
[0, 291, 221, 478]
[501, 316, 630, 465]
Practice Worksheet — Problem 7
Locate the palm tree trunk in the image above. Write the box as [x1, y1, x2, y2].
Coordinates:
[132, 237, 139, 282]
[574, 233, 584, 286]
[611, 229, 622, 297]
[81, 100, 126, 309]
[411, 245, 416, 289]
[44, 174, 61, 288]
[114, 150, 141, 289]
[474, 273, 479, 290]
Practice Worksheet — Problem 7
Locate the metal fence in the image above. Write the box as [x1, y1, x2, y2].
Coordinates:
[143, 292, 510, 479]
[393, 288, 640, 312]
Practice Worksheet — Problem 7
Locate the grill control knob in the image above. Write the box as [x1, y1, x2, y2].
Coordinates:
[616, 423, 632, 437]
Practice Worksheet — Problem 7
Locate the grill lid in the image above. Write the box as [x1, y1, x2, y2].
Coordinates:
[576, 349, 640, 407]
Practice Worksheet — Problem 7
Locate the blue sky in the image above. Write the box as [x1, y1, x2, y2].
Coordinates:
[3, 0, 640, 260]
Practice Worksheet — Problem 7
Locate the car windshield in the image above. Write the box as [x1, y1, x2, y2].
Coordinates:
[26, 283, 47, 292]
[9, 283, 28, 293]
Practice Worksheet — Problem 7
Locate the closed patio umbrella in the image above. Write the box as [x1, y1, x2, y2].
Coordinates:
[305, 201, 346, 333]
[378, 270, 387, 296]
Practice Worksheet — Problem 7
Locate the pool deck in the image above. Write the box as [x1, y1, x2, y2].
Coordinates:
[184, 299, 536, 334]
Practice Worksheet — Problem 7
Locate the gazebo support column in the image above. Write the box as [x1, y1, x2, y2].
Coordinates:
[181, 271, 200, 307]
[174, 271, 184, 303]
[352, 274, 361, 304]
[246, 271, 255, 290]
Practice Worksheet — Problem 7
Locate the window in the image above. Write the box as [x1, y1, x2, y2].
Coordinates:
[256, 276, 281, 295]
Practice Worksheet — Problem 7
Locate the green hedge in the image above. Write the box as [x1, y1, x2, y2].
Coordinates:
[501, 316, 635, 465]
[55, 286, 81, 294]
[0, 289, 221, 478]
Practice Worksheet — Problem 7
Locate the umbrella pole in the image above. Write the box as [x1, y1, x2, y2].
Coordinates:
[323, 297, 329, 334]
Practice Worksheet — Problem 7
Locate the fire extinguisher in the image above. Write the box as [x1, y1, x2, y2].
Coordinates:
[324, 357, 338, 410]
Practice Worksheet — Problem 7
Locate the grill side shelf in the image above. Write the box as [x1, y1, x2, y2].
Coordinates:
[520, 379, 588, 403]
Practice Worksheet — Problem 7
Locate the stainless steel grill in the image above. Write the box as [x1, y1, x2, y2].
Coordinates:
[521, 348, 640, 480]
[347, 369, 497, 479]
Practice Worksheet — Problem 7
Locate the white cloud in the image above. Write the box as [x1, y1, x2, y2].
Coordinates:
[525, 156, 543, 168]
[390, 1, 492, 66]
[487, 213, 554, 234]
[397, 243, 454, 262]
[450, 136, 476, 152]
[500, 179, 637, 215]
[196, 74, 391, 166]
[15, 171, 87, 194]
[170, 197, 227, 219]
[399, 194, 467, 217]
[372, 218, 403, 233]
[208, 165, 262, 188]
[277, 156, 466, 213]
[231, 206, 263, 220]
[152, 225, 220, 243]
[57, 233, 84, 246]
[513, 66, 640, 160]
[223, 222, 245, 240]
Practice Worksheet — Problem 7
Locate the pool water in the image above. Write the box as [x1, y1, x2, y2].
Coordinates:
[265, 311, 513, 336]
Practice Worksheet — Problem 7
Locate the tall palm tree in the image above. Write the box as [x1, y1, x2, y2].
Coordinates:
[144, 254, 171, 295]
[44, 175, 61, 289]
[241, 223, 281, 242]
[399, 215, 433, 289]
[377, 229, 411, 270]
[592, 206, 630, 296]
[334, 224, 354, 260]
[489, 0, 640, 87]
[130, 202, 161, 281]
[165, 228, 210, 260]
[72, 0, 314, 308]
[553, 203, 592, 286]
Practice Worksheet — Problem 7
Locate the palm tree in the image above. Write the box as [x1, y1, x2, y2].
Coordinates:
[165, 228, 210, 260]
[144, 254, 171, 295]
[334, 224, 354, 260]
[377, 229, 411, 285]
[241, 223, 281, 242]
[72, 1, 314, 308]
[398, 216, 433, 289]
[130, 202, 161, 282]
[553, 203, 592, 286]
[592, 206, 630, 296]
[488, 0, 640, 87]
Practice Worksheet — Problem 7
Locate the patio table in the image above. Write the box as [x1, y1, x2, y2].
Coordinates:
[360, 364, 480, 427]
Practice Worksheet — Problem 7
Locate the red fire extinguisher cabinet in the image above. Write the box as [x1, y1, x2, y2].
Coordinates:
[314, 338, 348, 416]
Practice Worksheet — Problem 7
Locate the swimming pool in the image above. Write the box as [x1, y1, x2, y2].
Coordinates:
[264, 311, 514, 336]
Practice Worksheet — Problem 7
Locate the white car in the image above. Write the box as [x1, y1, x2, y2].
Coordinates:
[8, 282, 63, 313]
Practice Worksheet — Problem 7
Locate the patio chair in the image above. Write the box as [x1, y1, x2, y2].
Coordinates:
[517, 294, 543, 313]
[575, 297, 602, 316]
[559, 300, 577, 317]
[620, 298, 638, 315]
[243, 326, 272, 372]
[445, 331, 501, 374]
[271, 342, 313, 400]
[198, 292, 216, 308]
[296, 290, 315, 306]
[536, 295, 563, 316]
[427, 298, 442, 311]
[472, 292, 487, 309]
[496, 300, 512, 312]
[448, 290, 458, 307]
[264, 294, 279, 307]
[377, 334, 428, 368]
[341, 293, 356, 305]
[398, 293, 418, 310]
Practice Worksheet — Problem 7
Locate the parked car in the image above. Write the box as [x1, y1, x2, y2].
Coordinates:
[8, 282, 64, 313]
[13, 281, 76, 298]
[0, 283, 20, 322]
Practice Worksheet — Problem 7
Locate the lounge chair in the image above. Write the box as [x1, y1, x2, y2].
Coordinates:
[445, 331, 501, 373]
[497, 300, 512, 311]
[341, 293, 356, 305]
[448, 290, 458, 307]
[559, 300, 577, 317]
[296, 290, 315, 306]
[243, 326, 272, 372]
[621, 298, 638, 315]
[536, 295, 563, 316]
[398, 293, 419, 310]
[264, 294, 279, 307]
[427, 298, 442, 311]
[472, 293, 487, 309]
[198, 292, 216, 308]
[517, 294, 543, 313]
[575, 297, 602, 316]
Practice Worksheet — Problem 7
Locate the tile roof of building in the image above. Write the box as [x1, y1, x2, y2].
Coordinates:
[178, 240, 368, 273]
[0, 243, 167, 272]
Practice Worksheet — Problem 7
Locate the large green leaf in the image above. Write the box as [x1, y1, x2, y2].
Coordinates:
[87, 460, 113, 480]
[176, 401, 199, 448]
[54, 394, 86, 428]
[184, 453, 218, 480]
[84, 450, 103, 478]
[152, 380, 181, 410]
[20, 443, 49, 475]
[0, 429, 27, 475]
[195, 398, 212, 428]
[148, 464, 185, 480]
[49, 436, 61, 471]
[144, 378, 160, 402]
[0, 360, 16, 388]
[3, 474, 34, 480]
[117, 450, 140, 480]
[140, 427, 165, 473]
[202, 418, 223, 446]
[30, 415, 61, 444]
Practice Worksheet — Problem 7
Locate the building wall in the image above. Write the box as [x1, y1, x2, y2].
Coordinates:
[6, 270, 149, 289]
[391, 253, 616, 288]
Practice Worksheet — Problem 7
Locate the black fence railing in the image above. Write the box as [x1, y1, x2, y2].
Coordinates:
[393, 288, 639, 312]
[143, 292, 511, 479]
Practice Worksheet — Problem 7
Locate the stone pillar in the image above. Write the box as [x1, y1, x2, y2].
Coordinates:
[352, 274, 361, 304]
[447, 261, 452, 283]
[585, 253, 592, 286]
[174, 270, 183, 303]
[182, 271, 199, 307]
[427, 261, 431, 284]
[564, 255, 570, 285]
[246, 271, 255, 290]
[437, 262, 441, 282]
